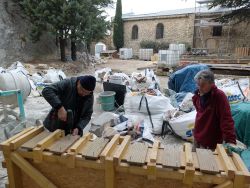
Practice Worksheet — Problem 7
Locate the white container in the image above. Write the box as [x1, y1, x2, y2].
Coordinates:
[119, 48, 133, 59]
[158, 50, 180, 67]
[0, 72, 31, 106]
[139, 49, 153, 61]
[169, 43, 186, 55]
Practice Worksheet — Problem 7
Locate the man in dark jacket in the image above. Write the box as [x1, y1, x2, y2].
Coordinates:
[192, 70, 236, 150]
[42, 75, 96, 136]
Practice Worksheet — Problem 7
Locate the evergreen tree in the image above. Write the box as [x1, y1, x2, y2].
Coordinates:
[209, 0, 250, 23]
[113, 0, 124, 50]
[18, 0, 112, 62]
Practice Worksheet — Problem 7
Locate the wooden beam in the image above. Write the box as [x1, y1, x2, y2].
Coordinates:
[0, 127, 34, 152]
[113, 135, 131, 165]
[70, 133, 92, 153]
[105, 157, 115, 188]
[216, 144, 236, 179]
[5, 158, 22, 188]
[36, 129, 63, 149]
[11, 152, 57, 188]
[149, 141, 159, 163]
[100, 134, 120, 162]
[184, 143, 193, 167]
[9, 126, 44, 150]
[232, 152, 250, 175]
[233, 171, 245, 188]
[214, 180, 233, 188]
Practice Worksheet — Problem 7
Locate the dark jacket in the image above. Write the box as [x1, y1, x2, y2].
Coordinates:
[192, 85, 236, 150]
[42, 77, 94, 136]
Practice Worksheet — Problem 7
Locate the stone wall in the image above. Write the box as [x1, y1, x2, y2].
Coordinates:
[123, 14, 195, 54]
[0, 0, 57, 66]
[194, 18, 250, 53]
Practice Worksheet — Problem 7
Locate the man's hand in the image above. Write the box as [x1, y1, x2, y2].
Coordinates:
[58, 107, 67, 122]
[72, 128, 79, 136]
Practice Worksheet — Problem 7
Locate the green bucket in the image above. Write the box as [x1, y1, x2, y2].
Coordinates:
[99, 91, 116, 111]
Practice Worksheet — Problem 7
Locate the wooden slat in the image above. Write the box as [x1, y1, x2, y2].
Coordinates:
[162, 145, 182, 169]
[196, 148, 220, 174]
[149, 141, 159, 163]
[100, 134, 120, 162]
[126, 142, 148, 166]
[192, 152, 199, 170]
[70, 133, 92, 153]
[232, 152, 250, 175]
[81, 138, 109, 160]
[184, 143, 193, 167]
[9, 126, 44, 150]
[113, 135, 131, 164]
[21, 131, 51, 150]
[156, 148, 164, 165]
[214, 154, 225, 172]
[216, 144, 236, 179]
[47, 135, 80, 154]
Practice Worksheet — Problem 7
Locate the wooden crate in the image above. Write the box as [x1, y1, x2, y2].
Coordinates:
[1, 126, 250, 188]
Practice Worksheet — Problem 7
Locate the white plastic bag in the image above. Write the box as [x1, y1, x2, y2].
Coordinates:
[44, 69, 66, 83]
[168, 110, 196, 141]
[7, 61, 29, 76]
[179, 92, 194, 112]
[124, 93, 174, 115]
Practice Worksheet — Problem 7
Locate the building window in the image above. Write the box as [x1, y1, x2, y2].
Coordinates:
[156, 23, 164, 39]
[213, 26, 222, 36]
[131, 25, 138, 40]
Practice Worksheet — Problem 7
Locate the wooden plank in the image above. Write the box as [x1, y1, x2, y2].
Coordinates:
[232, 152, 250, 175]
[214, 154, 225, 172]
[10, 152, 57, 188]
[234, 171, 245, 188]
[100, 134, 120, 162]
[113, 135, 131, 164]
[126, 142, 148, 166]
[184, 143, 193, 167]
[21, 131, 51, 150]
[162, 145, 182, 169]
[149, 141, 159, 163]
[196, 148, 220, 174]
[81, 138, 109, 160]
[214, 180, 233, 188]
[47, 135, 80, 154]
[156, 148, 164, 165]
[69, 133, 92, 153]
[36, 129, 63, 149]
[0, 127, 34, 151]
[192, 152, 199, 170]
[216, 144, 236, 179]
[9, 126, 44, 150]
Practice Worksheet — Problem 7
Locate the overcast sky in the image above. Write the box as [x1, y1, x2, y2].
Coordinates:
[106, 0, 197, 18]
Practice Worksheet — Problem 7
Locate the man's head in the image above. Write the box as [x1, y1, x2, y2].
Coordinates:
[77, 75, 96, 97]
[194, 70, 215, 95]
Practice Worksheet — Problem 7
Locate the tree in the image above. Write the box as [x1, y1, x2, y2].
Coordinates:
[113, 0, 124, 50]
[18, 0, 112, 62]
[209, 0, 250, 23]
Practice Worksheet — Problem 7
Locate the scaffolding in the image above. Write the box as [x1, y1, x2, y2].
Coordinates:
[194, 0, 232, 56]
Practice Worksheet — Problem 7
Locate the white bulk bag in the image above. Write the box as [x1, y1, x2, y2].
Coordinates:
[168, 110, 196, 141]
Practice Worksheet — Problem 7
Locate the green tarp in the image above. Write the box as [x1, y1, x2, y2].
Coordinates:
[231, 102, 250, 147]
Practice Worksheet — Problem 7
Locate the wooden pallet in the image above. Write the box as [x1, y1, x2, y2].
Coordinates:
[1, 126, 250, 188]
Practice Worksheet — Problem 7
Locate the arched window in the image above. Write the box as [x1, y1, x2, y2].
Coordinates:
[131, 25, 138, 40]
[156, 23, 164, 39]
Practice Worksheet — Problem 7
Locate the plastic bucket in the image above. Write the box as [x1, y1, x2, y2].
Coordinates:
[99, 91, 116, 111]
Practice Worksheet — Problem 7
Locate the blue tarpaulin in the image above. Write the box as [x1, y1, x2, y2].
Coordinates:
[168, 64, 209, 93]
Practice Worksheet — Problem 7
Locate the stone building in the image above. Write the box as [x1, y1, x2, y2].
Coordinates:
[122, 7, 250, 54]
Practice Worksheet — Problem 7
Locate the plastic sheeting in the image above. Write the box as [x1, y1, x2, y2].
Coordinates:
[231, 102, 250, 147]
[168, 64, 209, 93]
